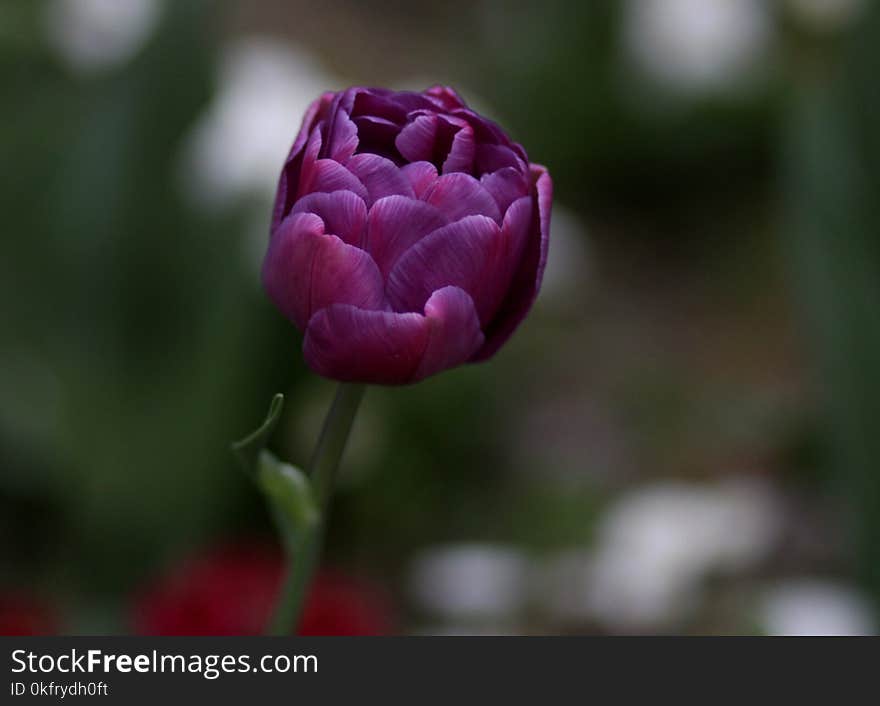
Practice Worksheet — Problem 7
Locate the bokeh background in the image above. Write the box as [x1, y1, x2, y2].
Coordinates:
[2, 0, 879, 635]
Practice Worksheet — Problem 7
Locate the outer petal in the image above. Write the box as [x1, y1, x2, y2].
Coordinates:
[364, 196, 448, 277]
[451, 108, 530, 164]
[292, 190, 368, 247]
[320, 88, 359, 160]
[424, 85, 468, 110]
[262, 212, 385, 330]
[481, 167, 530, 213]
[389, 91, 439, 112]
[271, 94, 333, 231]
[474, 143, 527, 175]
[346, 153, 415, 204]
[423, 173, 501, 223]
[294, 125, 325, 195]
[471, 164, 552, 361]
[284, 93, 334, 168]
[386, 215, 502, 323]
[450, 108, 510, 148]
[494, 195, 533, 299]
[413, 286, 485, 381]
[273, 167, 294, 233]
[325, 108, 359, 163]
[400, 161, 438, 198]
[303, 286, 483, 384]
[297, 159, 368, 202]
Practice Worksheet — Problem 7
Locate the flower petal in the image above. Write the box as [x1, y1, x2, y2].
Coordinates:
[297, 159, 368, 202]
[292, 190, 368, 247]
[386, 215, 502, 323]
[397, 114, 474, 174]
[303, 286, 483, 384]
[304, 306, 428, 384]
[496, 195, 533, 293]
[352, 91, 408, 123]
[365, 196, 448, 277]
[441, 123, 474, 174]
[423, 173, 501, 223]
[325, 107, 359, 163]
[346, 153, 415, 204]
[262, 212, 384, 330]
[450, 108, 509, 147]
[413, 286, 484, 381]
[283, 93, 334, 169]
[424, 85, 468, 111]
[271, 97, 333, 231]
[472, 164, 552, 361]
[395, 115, 438, 163]
[481, 167, 530, 213]
[400, 161, 438, 198]
[293, 125, 325, 195]
[352, 115, 403, 161]
[390, 91, 439, 112]
[474, 143, 527, 175]
[272, 169, 292, 233]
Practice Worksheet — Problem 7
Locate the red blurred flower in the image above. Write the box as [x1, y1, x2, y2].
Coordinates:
[0, 594, 56, 636]
[133, 544, 392, 636]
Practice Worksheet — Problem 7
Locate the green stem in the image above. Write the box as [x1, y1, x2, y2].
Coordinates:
[307, 383, 367, 508]
[267, 530, 320, 635]
[267, 382, 366, 635]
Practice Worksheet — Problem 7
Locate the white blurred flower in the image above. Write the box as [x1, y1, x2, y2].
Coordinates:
[45, 0, 161, 74]
[786, 0, 866, 33]
[408, 544, 528, 621]
[587, 478, 780, 631]
[180, 38, 337, 211]
[624, 0, 773, 94]
[760, 580, 876, 636]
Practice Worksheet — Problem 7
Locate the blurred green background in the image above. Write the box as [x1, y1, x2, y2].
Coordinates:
[1, 0, 878, 635]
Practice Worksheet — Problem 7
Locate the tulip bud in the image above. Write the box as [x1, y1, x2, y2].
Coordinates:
[263, 86, 552, 384]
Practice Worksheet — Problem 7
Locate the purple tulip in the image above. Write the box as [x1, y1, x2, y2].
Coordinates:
[263, 86, 552, 384]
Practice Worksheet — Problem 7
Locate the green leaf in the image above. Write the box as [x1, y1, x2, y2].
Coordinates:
[231, 393, 285, 476]
[257, 450, 319, 547]
[231, 394, 319, 543]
